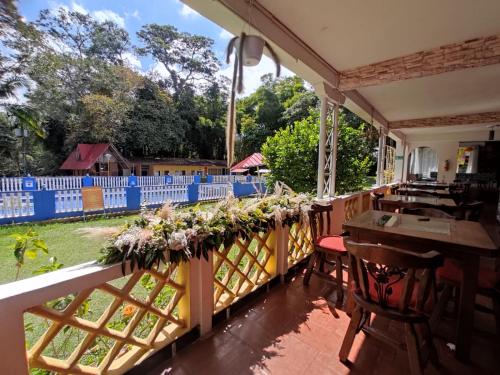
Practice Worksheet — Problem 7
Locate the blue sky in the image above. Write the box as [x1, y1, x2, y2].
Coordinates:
[17, 0, 291, 94]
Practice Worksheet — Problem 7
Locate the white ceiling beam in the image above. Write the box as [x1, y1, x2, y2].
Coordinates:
[389, 111, 500, 129]
[339, 34, 500, 91]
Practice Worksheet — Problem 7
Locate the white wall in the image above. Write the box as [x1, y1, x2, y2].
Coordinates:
[404, 129, 500, 183]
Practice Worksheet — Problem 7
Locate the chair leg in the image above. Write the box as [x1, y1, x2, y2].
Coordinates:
[339, 305, 363, 362]
[423, 321, 439, 368]
[405, 323, 423, 375]
[303, 251, 319, 286]
[335, 254, 344, 303]
[319, 253, 326, 273]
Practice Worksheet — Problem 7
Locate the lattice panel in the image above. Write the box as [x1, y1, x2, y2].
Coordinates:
[344, 197, 360, 221]
[25, 263, 189, 375]
[213, 231, 276, 313]
[288, 221, 314, 267]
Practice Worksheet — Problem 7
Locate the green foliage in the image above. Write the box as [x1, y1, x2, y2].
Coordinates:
[263, 110, 374, 195]
[11, 228, 48, 267]
[262, 117, 320, 193]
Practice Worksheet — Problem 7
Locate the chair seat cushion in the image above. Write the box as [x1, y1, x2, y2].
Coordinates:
[316, 235, 347, 253]
[437, 259, 500, 289]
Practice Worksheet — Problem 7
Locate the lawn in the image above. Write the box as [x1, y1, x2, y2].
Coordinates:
[0, 215, 139, 285]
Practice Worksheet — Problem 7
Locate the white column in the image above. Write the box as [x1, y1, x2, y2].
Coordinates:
[328, 104, 339, 197]
[316, 96, 327, 198]
[376, 128, 387, 185]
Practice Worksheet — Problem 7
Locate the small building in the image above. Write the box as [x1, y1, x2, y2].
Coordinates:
[129, 158, 228, 176]
[230, 153, 267, 175]
[60, 143, 130, 176]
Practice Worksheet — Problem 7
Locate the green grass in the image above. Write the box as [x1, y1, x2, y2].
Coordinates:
[0, 215, 139, 285]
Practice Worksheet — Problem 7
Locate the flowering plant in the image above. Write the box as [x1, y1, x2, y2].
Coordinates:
[100, 183, 312, 273]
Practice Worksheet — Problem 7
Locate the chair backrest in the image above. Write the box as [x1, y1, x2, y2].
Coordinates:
[344, 239, 443, 314]
[461, 201, 484, 222]
[307, 203, 333, 243]
[370, 192, 384, 211]
[401, 207, 455, 219]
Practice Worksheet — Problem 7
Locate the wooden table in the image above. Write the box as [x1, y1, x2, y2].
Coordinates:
[344, 210, 498, 362]
[407, 181, 449, 190]
[398, 187, 451, 198]
[379, 195, 457, 211]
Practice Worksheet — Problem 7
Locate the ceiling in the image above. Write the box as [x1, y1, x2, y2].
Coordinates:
[184, 0, 500, 136]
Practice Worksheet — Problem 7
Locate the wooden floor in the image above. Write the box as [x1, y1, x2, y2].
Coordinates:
[148, 270, 499, 375]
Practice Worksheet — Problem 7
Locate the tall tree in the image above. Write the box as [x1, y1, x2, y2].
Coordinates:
[137, 24, 220, 97]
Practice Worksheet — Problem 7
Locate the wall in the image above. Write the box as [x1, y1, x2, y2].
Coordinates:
[404, 128, 500, 183]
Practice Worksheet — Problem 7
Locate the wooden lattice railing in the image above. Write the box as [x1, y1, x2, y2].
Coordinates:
[24, 263, 189, 375]
[288, 220, 314, 267]
[213, 231, 277, 313]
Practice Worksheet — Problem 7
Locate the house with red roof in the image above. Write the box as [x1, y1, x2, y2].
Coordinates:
[60, 143, 130, 176]
[230, 152, 267, 174]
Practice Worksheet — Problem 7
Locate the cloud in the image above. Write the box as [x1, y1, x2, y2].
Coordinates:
[179, 3, 200, 18]
[71, 1, 88, 15]
[219, 29, 234, 40]
[93, 9, 125, 27]
[219, 55, 293, 95]
[125, 10, 141, 20]
[123, 52, 142, 70]
[148, 61, 169, 79]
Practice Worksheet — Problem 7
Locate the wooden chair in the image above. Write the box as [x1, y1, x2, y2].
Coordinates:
[303, 203, 347, 303]
[458, 201, 483, 221]
[401, 207, 455, 220]
[339, 240, 443, 375]
[437, 259, 500, 336]
[370, 192, 384, 210]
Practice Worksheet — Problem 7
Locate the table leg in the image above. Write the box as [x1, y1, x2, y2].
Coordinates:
[455, 255, 479, 362]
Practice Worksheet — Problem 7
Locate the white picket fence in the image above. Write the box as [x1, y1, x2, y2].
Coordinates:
[37, 176, 82, 190]
[137, 176, 164, 186]
[172, 175, 195, 185]
[103, 188, 127, 208]
[198, 183, 231, 201]
[93, 176, 129, 188]
[140, 185, 189, 205]
[0, 177, 23, 192]
[0, 192, 35, 218]
[54, 188, 127, 213]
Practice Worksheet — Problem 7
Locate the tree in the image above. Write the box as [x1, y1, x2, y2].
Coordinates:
[137, 24, 220, 97]
[262, 116, 319, 193]
[125, 80, 186, 157]
[262, 111, 374, 195]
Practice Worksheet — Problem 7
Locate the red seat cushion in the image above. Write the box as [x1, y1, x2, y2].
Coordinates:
[437, 259, 500, 289]
[316, 235, 347, 253]
[353, 273, 432, 311]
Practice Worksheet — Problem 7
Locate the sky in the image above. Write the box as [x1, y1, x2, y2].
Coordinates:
[17, 0, 293, 95]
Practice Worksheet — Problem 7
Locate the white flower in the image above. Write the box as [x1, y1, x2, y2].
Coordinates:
[168, 230, 188, 251]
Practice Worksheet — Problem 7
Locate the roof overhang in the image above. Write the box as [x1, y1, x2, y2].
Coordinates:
[183, 0, 500, 138]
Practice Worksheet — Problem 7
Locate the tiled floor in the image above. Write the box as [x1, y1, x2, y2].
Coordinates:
[150, 271, 499, 375]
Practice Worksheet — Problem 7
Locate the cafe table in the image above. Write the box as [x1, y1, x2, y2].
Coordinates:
[343, 210, 498, 362]
[407, 181, 449, 190]
[379, 195, 457, 212]
[397, 187, 451, 198]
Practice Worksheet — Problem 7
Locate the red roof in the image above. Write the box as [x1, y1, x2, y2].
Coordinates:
[60, 144, 111, 170]
[230, 153, 265, 172]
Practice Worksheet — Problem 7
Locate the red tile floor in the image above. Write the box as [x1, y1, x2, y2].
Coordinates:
[150, 270, 499, 375]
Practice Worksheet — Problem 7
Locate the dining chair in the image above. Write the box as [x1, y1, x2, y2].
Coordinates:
[458, 201, 484, 221]
[401, 207, 455, 219]
[370, 192, 384, 210]
[303, 203, 347, 303]
[339, 240, 443, 375]
[437, 259, 500, 336]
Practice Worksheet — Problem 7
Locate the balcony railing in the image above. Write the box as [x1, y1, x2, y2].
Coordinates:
[0, 184, 394, 374]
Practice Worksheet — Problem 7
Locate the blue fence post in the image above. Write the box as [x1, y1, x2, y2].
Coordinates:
[82, 174, 94, 187]
[246, 175, 252, 183]
[33, 190, 56, 221]
[193, 175, 201, 184]
[22, 175, 37, 191]
[126, 186, 141, 210]
[165, 175, 173, 184]
[128, 174, 138, 187]
[187, 183, 199, 203]
[206, 175, 213, 183]
[232, 181, 242, 197]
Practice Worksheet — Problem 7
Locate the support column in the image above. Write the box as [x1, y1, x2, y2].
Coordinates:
[327, 104, 339, 197]
[316, 96, 328, 198]
[376, 128, 387, 185]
